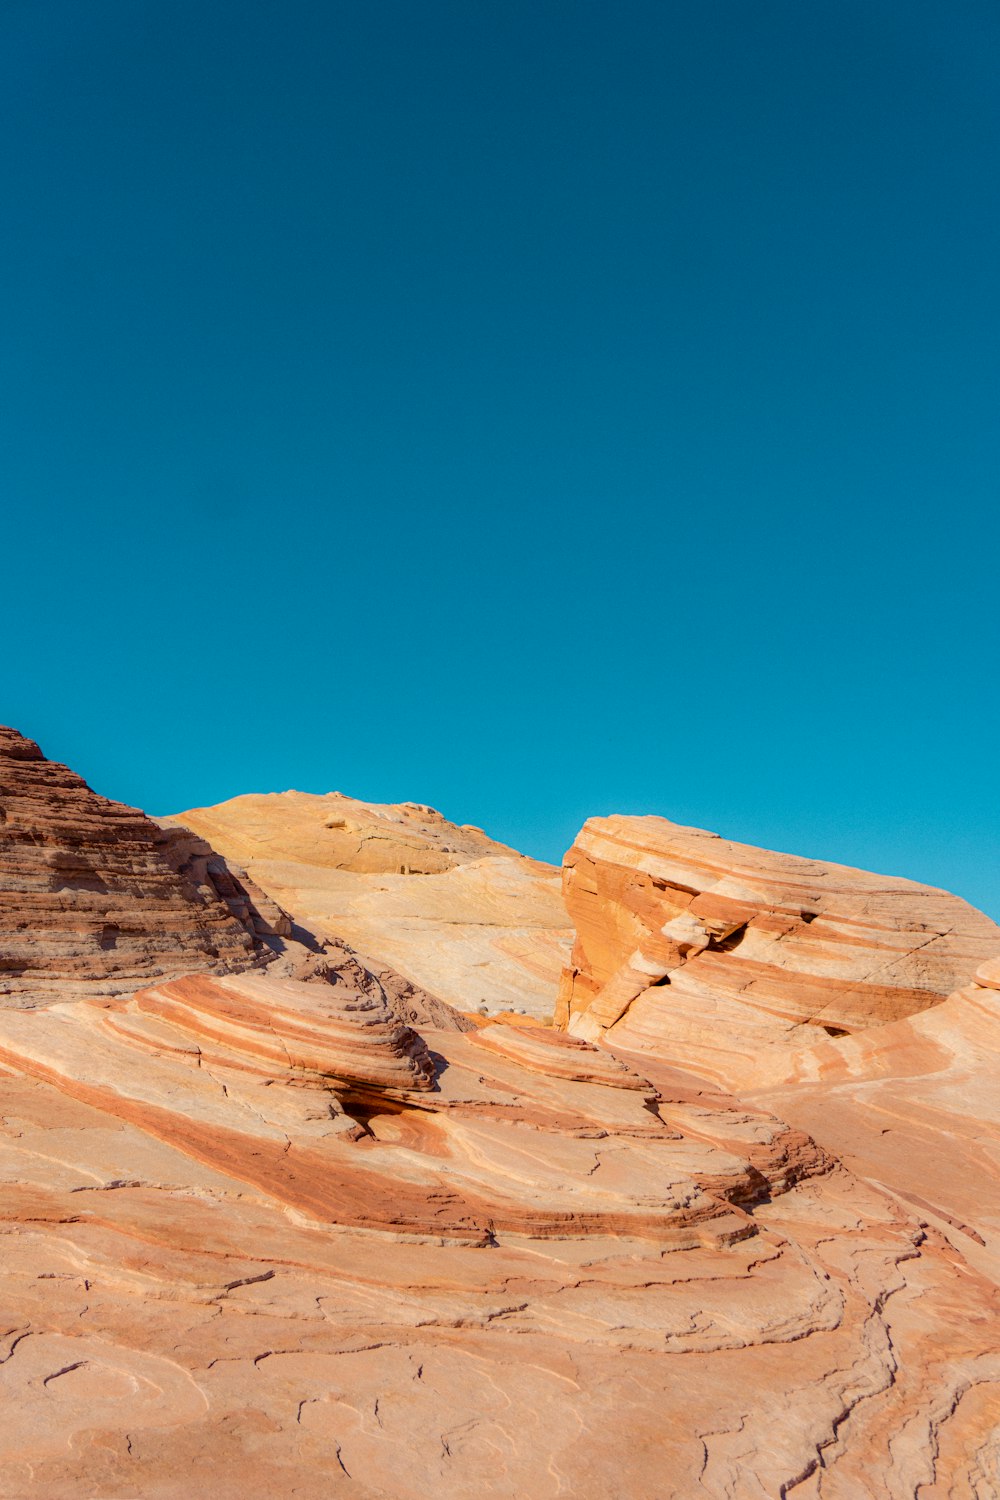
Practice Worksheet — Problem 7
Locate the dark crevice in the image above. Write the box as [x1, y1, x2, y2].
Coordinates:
[649, 876, 700, 897]
[711, 922, 749, 953]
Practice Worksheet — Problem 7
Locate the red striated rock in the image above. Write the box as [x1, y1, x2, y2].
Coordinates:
[0, 965, 998, 1497]
[0, 727, 473, 1032]
[133, 970, 437, 1092]
[0, 727, 272, 998]
[1, 743, 1000, 1495]
[557, 814, 1000, 1080]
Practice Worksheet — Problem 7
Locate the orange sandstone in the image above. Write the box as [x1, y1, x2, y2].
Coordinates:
[0, 736, 999, 1496]
[167, 789, 573, 1018]
[558, 813, 1000, 1083]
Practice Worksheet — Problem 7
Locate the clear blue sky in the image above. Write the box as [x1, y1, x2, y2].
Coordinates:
[3, 1, 998, 917]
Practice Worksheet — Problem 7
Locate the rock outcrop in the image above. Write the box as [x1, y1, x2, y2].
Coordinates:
[167, 789, 573, 1018]
[2, 740, 1000, 1496]
[0, 728, 272, 999]
[283, 929, 476, 1032]
[740, 954, 1000, 1279]
[557, 814, 1000, 1083]
[0, 727, 472, 1032]
[2, 962, 999, 1496]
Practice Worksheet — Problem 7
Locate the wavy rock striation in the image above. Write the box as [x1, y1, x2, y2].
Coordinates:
[1, 744, 999, 1495]
[558, 814, 1000, 1082]
[1, 969, 998, 1496]
[0, 727, 471, 1034]
[740, 955, 1000, 1279]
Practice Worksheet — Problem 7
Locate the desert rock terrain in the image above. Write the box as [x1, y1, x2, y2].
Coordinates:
[166, 790, 573, 1019]
[0, 728, 270, 999]
[558, 813, 997, 1069]
[1, 729, 999, 1497]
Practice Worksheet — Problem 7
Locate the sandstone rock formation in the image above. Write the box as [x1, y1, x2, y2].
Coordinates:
[286, 929, 476, 1032]
[558, 814, 1000, 1083]
[167, 790, 573, 1018]
[2, 735, 999, 1496]
[2, 963, 999, 1495]
[740, 954, 1000, 1280]
[0, 727, 271, 999]
[0, 728, 471, 1035]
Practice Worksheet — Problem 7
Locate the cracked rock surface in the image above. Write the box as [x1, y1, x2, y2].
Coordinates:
[1, 980, 998, 1498]
[1, 742, 999, 1496]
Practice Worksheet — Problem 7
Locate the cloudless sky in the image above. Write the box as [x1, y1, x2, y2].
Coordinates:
[3, 1, 998, 916]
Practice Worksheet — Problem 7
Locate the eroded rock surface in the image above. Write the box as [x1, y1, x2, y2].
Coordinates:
[0, 728, 271, 999]
[558, 814, 1000, 1082]
[2, 744, 999, 1496]
[739, 955, 1000, 1281]
[0, 726, 471, 1034]
[167, 790, 573, 1018]
[4, 964, 1000, 1497]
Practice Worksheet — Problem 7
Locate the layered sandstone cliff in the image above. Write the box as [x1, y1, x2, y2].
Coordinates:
[557, 814, 1000, 1083]
[2, 740, 999, 1496]
[167, 790, 573, 1018]
[0, 727, 271, 999]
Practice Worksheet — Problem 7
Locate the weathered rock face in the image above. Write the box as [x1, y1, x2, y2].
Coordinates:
[558, 814, 1000, 1082]
[132, 971, 438, 1093]
[285, 930, 477, 1033]
[741, 955, 1000, 1280]
[3, 742, 1000, 1496]
[167, 790, 573, 1018]
[2, 962, 999, 1496]
[0, 725, 472, 1032]
[0, 728, 272, 999]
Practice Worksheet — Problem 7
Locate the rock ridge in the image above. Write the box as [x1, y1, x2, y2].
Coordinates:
[557, 813, 1000, 1083]
[0, 726, 271, 999]
[1, 742, 999, 1494]
[168, 788, 574, 1018]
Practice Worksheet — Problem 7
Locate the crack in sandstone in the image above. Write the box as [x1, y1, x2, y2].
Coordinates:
[41, 1360, 87, 1386]
[2, 756, 999, 1497]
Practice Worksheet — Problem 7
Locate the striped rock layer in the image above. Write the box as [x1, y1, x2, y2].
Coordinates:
[2, 959, 999, 1496]
[557, 813, 1000, 1083]
[0, 727, 271, 999]
[743, 954, 1000, 1281]
[0, 745, 999, 1496]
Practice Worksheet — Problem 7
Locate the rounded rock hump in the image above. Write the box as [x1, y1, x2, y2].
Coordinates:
[131, 970, 437, 1092]
[165, 787, 574, 1020]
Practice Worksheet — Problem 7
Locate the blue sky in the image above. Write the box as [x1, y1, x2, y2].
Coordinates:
[3, 1, 998, 917]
